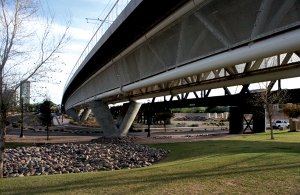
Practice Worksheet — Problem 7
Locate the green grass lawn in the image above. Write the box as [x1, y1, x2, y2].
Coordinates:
[1, 131, 300, 195]
[5, 142, 33, 149]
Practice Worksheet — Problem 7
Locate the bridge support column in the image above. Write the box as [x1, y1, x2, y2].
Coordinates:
[66, 108, 81, 124]
[89, 100, 119, 137]
[80, 108, 92, 124]
[66, 108, 91, 125]
[117, 101, 142, 137]
[229, 106, 244, 134]
[252, 107, 266, 133]
[89, 100, 141, 137]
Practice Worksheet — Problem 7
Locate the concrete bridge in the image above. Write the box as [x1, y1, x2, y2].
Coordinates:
[62, 0, 300, 137]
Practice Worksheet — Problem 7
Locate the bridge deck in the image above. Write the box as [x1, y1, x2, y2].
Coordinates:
[63, 0, 300, 110]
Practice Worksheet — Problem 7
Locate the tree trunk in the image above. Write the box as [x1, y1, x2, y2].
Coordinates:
[267, 112, 274, 140]
[270, 128, 274, 139]
[47, 126, 49, 140]
[147, 123, 150, 137]
[0, 129, 5, 178]
[0, 109, 7, 178]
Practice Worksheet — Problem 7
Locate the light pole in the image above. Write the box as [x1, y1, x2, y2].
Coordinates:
[20, 96, 24, 138]
[61, 104, 64, 124]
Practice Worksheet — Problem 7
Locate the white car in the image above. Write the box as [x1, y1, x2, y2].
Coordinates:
[272, 120, 290, 129]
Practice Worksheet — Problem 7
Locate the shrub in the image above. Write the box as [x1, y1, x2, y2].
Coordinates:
[188, 124, 199, 127]
[205, 106, 228, 113]
[12, 123, 21, 128]
[219, 122, 225, 126]
[282, 103, 300, 118]
[171, 107, 206, 113]
[69, 121, 79, 126]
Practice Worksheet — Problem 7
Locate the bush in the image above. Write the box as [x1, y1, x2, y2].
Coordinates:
[219, 122, 225, 126]
[188, 124, 199, 127]
[171, 107, 206, 113]
[282, 103, 300, 118]
[205, 106, 228, 113]
[69, 121, 79, 126]
[12, 123, 21, 128]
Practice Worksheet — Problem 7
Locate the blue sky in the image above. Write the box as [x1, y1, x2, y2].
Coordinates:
[45, 0, 112, 27]
[39, 0, 134, 104]
[39, 0, 116, 104]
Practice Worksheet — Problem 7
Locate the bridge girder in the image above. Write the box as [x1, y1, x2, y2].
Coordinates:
[64, 0, 300, 110]
[103, 53, 300, 104]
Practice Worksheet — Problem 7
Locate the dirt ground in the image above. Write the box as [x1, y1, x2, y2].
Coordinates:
[6, 136, 97, 144]
[6, 133, 241, 145]
[133, 134, 241, 144]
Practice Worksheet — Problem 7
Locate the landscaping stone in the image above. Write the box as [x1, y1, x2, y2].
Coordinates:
[3, 136, 169, 178]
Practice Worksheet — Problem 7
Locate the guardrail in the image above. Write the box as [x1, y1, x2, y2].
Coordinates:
[64, 0, 131, 91]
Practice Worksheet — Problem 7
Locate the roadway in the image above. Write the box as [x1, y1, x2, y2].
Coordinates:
[6, 115, 231, 141]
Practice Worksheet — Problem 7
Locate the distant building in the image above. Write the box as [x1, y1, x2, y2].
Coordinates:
[20, 81, 30, 105]
[9, 89, 17, 107]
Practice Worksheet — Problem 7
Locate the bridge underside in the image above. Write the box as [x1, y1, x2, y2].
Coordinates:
[65, 0, 300, 109]
[63, 0, 300, 137]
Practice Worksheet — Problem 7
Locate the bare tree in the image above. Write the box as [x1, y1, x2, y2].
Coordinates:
[250, 83, 289, 139]
[0, 0, 71, 178]
[249, 57, 290, 139]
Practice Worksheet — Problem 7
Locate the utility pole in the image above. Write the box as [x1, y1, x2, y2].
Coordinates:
[61, 104, 64, 124]
[20, 97, 24, 138]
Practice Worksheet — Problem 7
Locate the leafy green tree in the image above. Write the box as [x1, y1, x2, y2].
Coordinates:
[155, 110, 174, 132]
[39, 100, 53, 140]
[282, 104, 300, 119]
[205, 106, 227, 113]
[171, 107, 206, 113]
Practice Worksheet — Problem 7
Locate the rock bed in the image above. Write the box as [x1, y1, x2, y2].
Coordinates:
[3, 137, 169, 178]
[173, 116, 209, 121]
[151, 136, 173, 139]
[183, 134, 216, 137]
[151, 134, 220, 139]
[91, 136, 140, 144]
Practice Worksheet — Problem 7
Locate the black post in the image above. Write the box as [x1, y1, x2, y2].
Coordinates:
[229, 106, 244, 134]
[46, 126, 49, 140]
[146, 105, 153, 137]
[61, 105, 64, 124]
[253, 106, 266, 133]
[20, 97, 24, 138]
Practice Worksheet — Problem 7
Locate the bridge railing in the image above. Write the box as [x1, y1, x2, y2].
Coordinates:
[64, 0, 131, 91]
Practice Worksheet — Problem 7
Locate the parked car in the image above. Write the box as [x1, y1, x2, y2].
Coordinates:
[272, 120, 290, 129]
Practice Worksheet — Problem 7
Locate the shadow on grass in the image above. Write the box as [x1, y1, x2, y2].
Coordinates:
[5, 142, 33, 149]
[1, 133, 300, 195]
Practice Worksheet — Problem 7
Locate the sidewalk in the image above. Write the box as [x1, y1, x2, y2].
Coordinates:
[52, 115, 71, 126]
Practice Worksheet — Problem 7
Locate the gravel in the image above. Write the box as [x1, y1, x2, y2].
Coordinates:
[3, 136, 169, 178]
